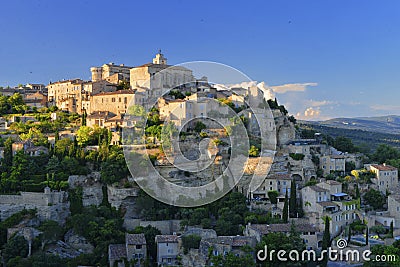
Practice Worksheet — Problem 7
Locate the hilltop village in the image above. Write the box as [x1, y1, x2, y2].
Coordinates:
[0, 52, 399, 266]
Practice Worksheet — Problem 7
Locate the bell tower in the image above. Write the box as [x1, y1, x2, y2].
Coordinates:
[153, 50, 167, 65]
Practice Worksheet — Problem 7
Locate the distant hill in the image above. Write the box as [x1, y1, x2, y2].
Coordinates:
[303, 115, 400, 135]
[299, 115, 400, 151]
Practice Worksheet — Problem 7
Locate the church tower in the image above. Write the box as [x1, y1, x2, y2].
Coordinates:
[153, 50, 167, 65]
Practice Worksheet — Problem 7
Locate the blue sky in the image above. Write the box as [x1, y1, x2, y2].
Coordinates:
[1, 0, 400, 120]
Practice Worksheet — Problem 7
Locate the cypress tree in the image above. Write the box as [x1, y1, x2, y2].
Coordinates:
[322, 216, 331, 267]
[322, 216, 331, 249]
[355, 184, 360, 199]
[348, 225, 352, 243]
[283, 190, 289, 223]
[390, 221, 394, 238]
[289, 179, 297, 218]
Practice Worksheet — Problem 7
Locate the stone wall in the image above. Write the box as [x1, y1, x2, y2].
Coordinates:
[107, 185, 140, 209]
[0, 189, 70, 224]
[123, 219, 182, 234]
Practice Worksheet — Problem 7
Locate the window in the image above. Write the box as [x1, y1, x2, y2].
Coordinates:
[136, 245, 142, 249]
[112, 97, 115, 102]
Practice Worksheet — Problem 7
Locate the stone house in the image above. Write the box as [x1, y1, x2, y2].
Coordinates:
[12, 140, 48, 156]
[108, 233, 147, 267]
[23, 91, 47, 108]
[126, 233, 147, 264]
[109, 244, 126, 267]
[244, 222, 321, 250]
[301, 181, 360, 236]
[199, 236, 256, 262]
[320, 155, 346, 176]
[367, 164, 398, 193]
[155, 235, 179, 266]
[388, 194, 400, 227]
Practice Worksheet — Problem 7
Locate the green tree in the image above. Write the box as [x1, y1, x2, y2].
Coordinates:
[209, 252, 256, 267]
[194, 121, 206, 133]
[54, 138, 74, 157]
[334, 136, 357, 153]
[267, 190, 279, 205]
[132, 225, 161, 260]
[8, 93, 27, 113]
[181, 234, 201, 254]
[390, 221, 394, 238]
[372, 144, 400, 164]
[249, 145, 260, 157]
[0, 95, 9, 114]
[3, 235, 28, 262]
[116, 80, 130, 90]
[364, 189, 386, 210]
[76, 126, 94, 146]
[100, 147, 129, 184]
[127, 104, 146, 116]
[321, 216, 331, 267]
[3, 137, 13, 168]
[289, 179, 297, 218]
[38, 220, 63, 250]
[282, 190, 289, 223]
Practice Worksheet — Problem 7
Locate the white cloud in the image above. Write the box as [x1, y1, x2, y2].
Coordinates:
[270, 82, 318, 94]
[295, 106, 331, 121]
[305, 99, 335, 107]
[304, 107, 321, 117]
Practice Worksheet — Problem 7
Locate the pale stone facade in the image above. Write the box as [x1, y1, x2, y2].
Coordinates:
[90, 89, 144, 116]
[155, 235, 180, 266]
[244, 222, 321, 250]
[388, 194, 400, 227]
[320, 155, 346, 176]
[0, 187, 69, 224]
[47, 79, 84, 113]
[130, 52, 194, 92]
[367, 164, 398, 193]
[301, 181, 360, 236]
[91, 63, 133, 82]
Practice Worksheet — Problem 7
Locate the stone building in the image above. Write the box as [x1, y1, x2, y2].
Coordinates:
[47, 79, 84, 112]
[367, 164, 398, 193]
[0, 187, 69, 224]
[199, 236, 256, 262]
[108, 233, 147, 267]
[244, 222, 321, 250]
[320, 155, 346, 176]
[91, 63, 133, 83]
[155, 235, 180, 266]
[251, 173, 293, 200]
[388, 194, 400, 227]
[130, 52, 194, 94]
[126, 233, 147, 263]
[11, 139, 48, 156]
[301, 181, 360, 236]
[23, 91, 47, 108]
[90, 89, 145, 116]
